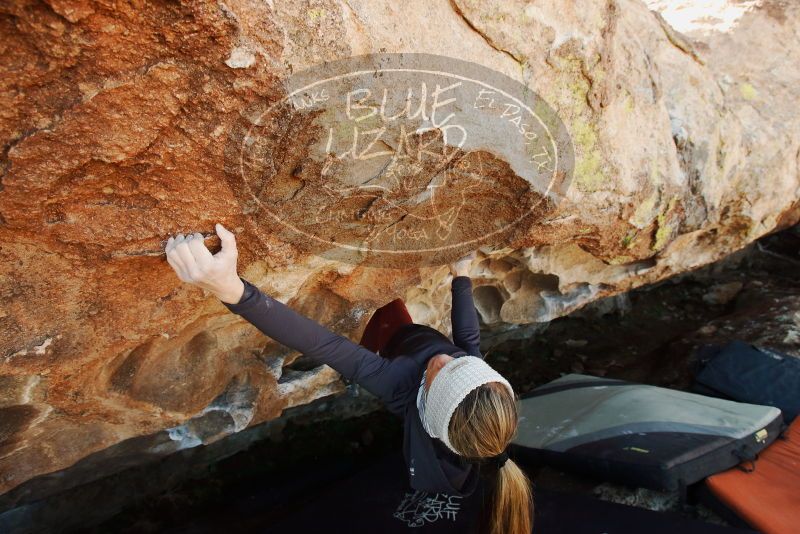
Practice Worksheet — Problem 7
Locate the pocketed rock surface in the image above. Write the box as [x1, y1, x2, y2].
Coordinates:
[1, 0, 799, 502]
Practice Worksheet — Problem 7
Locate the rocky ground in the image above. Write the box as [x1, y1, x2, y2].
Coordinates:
[77, 226, 800, 533]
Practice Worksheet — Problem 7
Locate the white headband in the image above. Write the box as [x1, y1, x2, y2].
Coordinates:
[422, 356, 514, 454]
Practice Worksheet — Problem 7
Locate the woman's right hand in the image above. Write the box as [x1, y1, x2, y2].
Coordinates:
[165, 223, 245, 304]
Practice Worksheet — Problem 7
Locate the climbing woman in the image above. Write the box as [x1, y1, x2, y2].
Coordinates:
[165, 223, 533, 534]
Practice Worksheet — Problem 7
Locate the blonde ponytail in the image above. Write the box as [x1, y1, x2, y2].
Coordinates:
[448, 382, 533, 534]
[493, 458, 532, 534]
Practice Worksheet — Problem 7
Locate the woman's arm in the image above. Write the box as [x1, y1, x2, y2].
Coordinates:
[449, 252, 482, 357]
[224, 277, 411, 411]
[165, 224, 412, 415]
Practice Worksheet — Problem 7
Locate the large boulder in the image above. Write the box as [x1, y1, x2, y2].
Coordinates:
[1, 0, 798, 504]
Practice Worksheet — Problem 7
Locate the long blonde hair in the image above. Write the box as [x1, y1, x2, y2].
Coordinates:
[448, 382, 533, 534]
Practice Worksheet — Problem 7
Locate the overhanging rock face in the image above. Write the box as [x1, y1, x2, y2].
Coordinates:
[1, 0, 799, 501]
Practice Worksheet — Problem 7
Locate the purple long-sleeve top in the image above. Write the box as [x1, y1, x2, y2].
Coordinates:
[222, 275, 484, 495]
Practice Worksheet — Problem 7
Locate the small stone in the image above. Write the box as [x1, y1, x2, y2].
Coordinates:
[783, 330, 800, 345]
[566, 339, 588, 347]
[702, 282, 744, 306]
[698, 325, 718, 335]
[225, 47, 256, 69]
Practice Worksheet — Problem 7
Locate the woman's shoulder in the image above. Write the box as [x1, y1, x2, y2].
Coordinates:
[380, 357, 424, 411]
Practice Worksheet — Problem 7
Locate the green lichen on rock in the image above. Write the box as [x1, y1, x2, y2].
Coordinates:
[631, 190, 660, 229]
[653, 218, 673, 251]
[620, 230, 638, 249]
[652, 196, 680, 251]
[571, 118, 606, 192]
[608, 255, 635, 265]
[307, 7, 327, 21]
[739, 82, 758, 101]
[541, 54, 608, 193]
[623, 90, 635, 112]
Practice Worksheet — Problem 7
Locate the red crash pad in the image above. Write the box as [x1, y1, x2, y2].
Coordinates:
[705, 419, 800, 534]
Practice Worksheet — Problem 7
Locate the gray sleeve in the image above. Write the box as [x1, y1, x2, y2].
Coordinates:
[223, 278, 414, 415]
[450, 276, 482, 358]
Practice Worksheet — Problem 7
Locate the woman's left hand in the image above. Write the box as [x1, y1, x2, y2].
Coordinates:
[449, 251, 476, 277]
